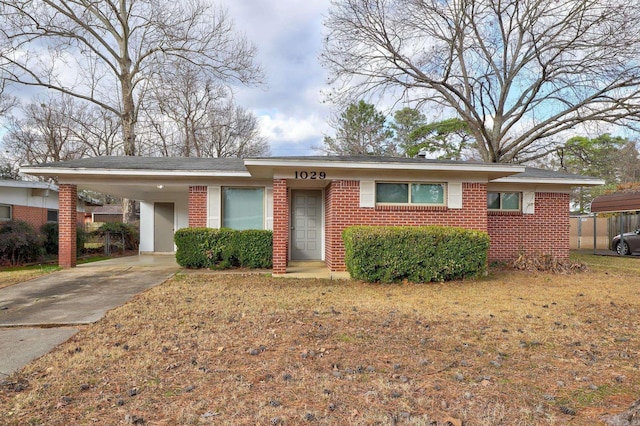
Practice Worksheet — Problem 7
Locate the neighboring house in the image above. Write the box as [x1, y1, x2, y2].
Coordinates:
[0, 179, 88, 231]
[20, 156, 604, 271]
[0, 180, 61, 230]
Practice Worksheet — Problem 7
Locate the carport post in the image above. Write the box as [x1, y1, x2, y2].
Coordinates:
[59, 184, 77, 268]
[620, 212, 625, 256]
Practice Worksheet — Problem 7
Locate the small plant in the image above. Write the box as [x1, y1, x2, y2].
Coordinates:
[0, 220, 44, 266]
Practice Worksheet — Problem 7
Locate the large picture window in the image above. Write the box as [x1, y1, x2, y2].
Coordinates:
[487, 192, 521, 211]
[0, 204, 11, 221]
[376, 182, 445, 205]
[222, 187, 264, 230]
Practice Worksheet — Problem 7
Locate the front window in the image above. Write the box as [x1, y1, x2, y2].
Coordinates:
[376, 182, 445, 205]
[488, 192, 521, 211]
[222, 187, 264, 230]
[47, 209, 58, 222]
[0, 204, 11, 221]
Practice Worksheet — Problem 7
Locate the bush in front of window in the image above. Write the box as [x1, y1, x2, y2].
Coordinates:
[342, 225, 490, 283]
[0, 220, 44, 266]
[174, 228, 272, 269]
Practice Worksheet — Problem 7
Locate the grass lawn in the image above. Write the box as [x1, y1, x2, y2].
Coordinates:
[1, 253, 639, 425]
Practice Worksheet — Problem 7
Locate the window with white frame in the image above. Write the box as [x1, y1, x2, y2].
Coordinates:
[222, 187, 265, 230]
[487, 192, 521, 211]
[376, 182, 446, 205]
[0, 204, 11, 221]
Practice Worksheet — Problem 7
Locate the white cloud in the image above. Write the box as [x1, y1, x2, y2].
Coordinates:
[257, 112, 330, 156]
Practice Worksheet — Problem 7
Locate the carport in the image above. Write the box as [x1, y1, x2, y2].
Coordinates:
[591, 191, 640, 255]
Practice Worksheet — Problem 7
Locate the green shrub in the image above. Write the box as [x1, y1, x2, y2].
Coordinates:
[40, 223, 58, 255]
[40, 223, 88, 256]
[174, 228, 272, 269]
[0, 220, 44, 266]
[342, 226, 490, 283]
[94, 222, 139, 250]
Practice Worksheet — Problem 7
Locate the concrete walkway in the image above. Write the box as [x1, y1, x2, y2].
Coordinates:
[0, 255, 179, 379]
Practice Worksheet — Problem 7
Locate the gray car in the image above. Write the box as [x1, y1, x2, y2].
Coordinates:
[612, 229, 640, 255]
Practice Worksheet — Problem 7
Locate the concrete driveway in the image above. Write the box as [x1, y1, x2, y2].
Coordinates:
[0, 255, 179, 379]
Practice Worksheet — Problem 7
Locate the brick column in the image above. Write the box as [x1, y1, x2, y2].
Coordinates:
[58, 184, 77, 268]
[188, 186, 208, 227]
[272, 179, 289, 274]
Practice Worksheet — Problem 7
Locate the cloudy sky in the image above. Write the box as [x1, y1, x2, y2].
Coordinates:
[222, 0, 333, 156]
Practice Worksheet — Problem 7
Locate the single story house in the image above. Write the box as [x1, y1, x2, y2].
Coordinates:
[0, 179, 86, 230]
[20, 156, 604, 272]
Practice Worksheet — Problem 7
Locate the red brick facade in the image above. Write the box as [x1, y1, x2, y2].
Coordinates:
[188, 186, 208, 227]
[11, 205, 52, 230]
[324, 180, 490, 271]
[272, 179, 289, 274]
[487, 192, 570, 261]
[58, 184, 78, 268]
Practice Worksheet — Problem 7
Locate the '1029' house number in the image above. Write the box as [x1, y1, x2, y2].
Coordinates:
[294, 171, 326, 179]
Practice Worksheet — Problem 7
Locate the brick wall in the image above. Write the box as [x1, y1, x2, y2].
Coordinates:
[11, 205, 50, 230]
[188, 186, 208, 227]
[488, 192, 570, 261]
[272, 179, 289, 274]
[59, 184, 77, 268]
[325, 180, 489, 271]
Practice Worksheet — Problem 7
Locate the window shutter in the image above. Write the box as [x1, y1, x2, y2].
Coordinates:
[522, 191, 535, 214]
[359, 180, 375, 208]
[448, 182, 463, 209]
[265, 187, 274, 230]
[207, 186, 221, 228]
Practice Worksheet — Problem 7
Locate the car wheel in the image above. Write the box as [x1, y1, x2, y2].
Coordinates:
[616, 241, 630, 255]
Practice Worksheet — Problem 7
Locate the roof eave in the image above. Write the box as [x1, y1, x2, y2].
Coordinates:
[19, 166, 252, 179]
[491, 177, 606, 186]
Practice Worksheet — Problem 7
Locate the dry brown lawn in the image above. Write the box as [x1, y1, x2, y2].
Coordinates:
[1, 253, 640, 425]
[0, 265, 59, 290]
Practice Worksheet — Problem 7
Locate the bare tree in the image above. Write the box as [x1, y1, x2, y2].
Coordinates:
[4, 96, 89, 165]
[322, 0, 640, 163]
[0, 0, 262, 220]
[142, 61, 268, 159]
[203, 100, 269, 158]
[145, 62, 227, 158]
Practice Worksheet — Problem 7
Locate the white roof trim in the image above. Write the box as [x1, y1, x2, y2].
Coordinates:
[244, 158, 525, 173]
[0, 179, 59, 191]
[491, 176, 605, 186]
[19, 167, 251, 178]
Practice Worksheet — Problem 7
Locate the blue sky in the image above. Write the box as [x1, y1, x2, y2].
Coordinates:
[223, 0, 332, 156]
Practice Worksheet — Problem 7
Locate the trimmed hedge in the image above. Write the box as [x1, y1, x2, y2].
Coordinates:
[174, 228, 272, 269]
[342, 226, 490, 283]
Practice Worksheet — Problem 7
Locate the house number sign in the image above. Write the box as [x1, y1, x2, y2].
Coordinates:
[294, 171, 326, 179]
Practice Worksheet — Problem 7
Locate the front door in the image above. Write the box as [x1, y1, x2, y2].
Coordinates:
[154, 202, 175, 252]
[291, 190, 322, 260]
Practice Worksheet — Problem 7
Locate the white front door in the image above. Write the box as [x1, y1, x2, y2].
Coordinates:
[291, 190, 322, 260]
